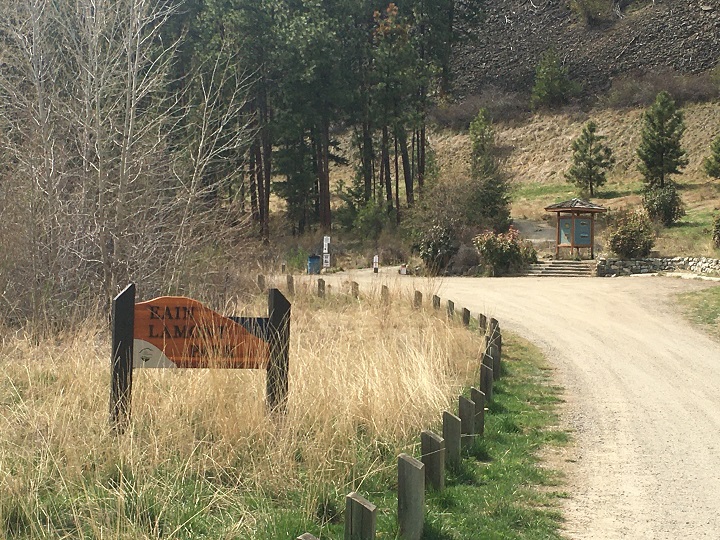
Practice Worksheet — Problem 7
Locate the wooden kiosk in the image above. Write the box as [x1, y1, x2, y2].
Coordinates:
[545, 198, 607, 259]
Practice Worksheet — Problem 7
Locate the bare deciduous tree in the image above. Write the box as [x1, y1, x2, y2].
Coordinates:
[0, 0, 252, 325]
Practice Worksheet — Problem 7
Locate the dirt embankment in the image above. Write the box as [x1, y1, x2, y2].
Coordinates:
[453, 0, 720, 98]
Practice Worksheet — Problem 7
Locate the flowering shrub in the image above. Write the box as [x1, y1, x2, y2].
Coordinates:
[472, 228, 537, 276]
[416, 222, 460, 274]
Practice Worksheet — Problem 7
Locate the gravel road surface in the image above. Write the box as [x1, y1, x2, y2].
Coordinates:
[321, 271, 720, 539]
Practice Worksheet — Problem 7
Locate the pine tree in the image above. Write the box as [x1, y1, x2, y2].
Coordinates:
[530, 49, 579, 110]
[468, 109, 511, 232]
[703, 135, 720, 179]
[469, 108, 495, 177]
[564, 120, 615, 197]
[637, 91, 688, 189]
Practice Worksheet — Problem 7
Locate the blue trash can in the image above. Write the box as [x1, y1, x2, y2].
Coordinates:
[307, 255, 322, 275]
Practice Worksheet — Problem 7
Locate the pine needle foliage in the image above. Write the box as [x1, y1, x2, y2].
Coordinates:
[530, 49, 579, 110]
[713, 214, 720, 248]
[564, 120, 615, 197]
[467, 109, 511, 232]
[642, 182, 685, 226]
[637, 91, 688, 188]
[703, 135, 720, 179]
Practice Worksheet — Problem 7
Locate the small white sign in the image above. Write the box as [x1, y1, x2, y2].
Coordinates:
[323, 235, 330, 254]
[323, 253, 331, 268]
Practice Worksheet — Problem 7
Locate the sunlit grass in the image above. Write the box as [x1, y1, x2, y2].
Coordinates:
[512, 181, 575, 204]
[678, 285, 720, 339]
[654, 208, 720, 257]
[0, 286, 484, 539]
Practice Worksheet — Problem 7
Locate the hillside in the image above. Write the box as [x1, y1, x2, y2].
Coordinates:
[431, 101, 720, 255]
[453, 0, 720, 99]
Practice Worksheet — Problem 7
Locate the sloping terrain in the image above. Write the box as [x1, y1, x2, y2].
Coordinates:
[431, 100, 720, 255]
[453, 0, 720, 97]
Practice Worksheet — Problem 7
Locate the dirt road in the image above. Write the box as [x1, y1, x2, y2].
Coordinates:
[322, 271, 720, 539]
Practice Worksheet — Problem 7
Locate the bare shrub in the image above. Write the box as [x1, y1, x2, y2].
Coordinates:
[0, 0, 252, 326]
[604, 70, 720, 108]
[430, 87, 529, 130]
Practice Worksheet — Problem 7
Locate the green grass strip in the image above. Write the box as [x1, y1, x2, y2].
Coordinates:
[420, 333, 568, 540]
[267, 332, 569, 539]
[678, 285, 720, 339]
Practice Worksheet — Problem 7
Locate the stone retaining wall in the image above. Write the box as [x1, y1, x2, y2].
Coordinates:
[596, 257, 720, 277]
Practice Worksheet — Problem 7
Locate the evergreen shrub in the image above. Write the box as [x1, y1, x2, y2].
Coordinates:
[704, 135, 720, 179]
[713, 215, 720, 249]
[530, 50, 580, 110]
[473, 228, 537, 276]
[607, 210, 655, 258]
[642, 183, 685, 226]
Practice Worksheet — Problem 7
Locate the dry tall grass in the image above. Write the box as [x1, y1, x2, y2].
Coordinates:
[0, 285, 482, 538]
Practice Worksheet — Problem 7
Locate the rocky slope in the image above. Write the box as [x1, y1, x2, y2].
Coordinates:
[453, 0, 720, 98]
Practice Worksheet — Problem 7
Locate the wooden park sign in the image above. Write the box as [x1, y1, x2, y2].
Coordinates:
[110, 284, 291, 430]
[133, 296, 269, 369]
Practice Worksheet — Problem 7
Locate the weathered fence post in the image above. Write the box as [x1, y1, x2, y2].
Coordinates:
[471, 387, 485, 437]
[327, 284, 332, 297]
[478, 313, 487, 333]
[267, 289, 291, 413]
[257, 274, 266, 292]
[442, 411, 461, 468]
[490, 344, 501, 381]
[432, 295, 440, 310]
[351, 281, 359, 299]
[398, 454, 425, 540]
[488, 317, 499, 347]
[281, 262, 287, 274]
[459, 396, 476, 449]
[420, 430, 444, 491]
[318, 279, 325, 298]
[447, 300, 454, 320]
[345, 492, 376, 540]
[110, 283, 135, 431]
[287, 275, 295, 296]
[413, 291, 422, 309]
[462, 308, 471, 327]
[381, 285, 389, 304]
[481, 363, 493, 402]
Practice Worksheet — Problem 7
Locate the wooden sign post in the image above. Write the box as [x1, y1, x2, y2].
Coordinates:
[110, 283, 135, 431]
[110, 285, 291, 430]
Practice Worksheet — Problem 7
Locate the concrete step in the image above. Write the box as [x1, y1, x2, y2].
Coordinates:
[528, 260, 596, 277]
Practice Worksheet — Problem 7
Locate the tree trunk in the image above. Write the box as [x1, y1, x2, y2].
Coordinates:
[318, 119, 332, 230]
[362, 121, 373, 203]
[250, 143, 260, 222]
[259, 85, 271, 242]
[418, 124, 426, 196]
[398, 128, 414, 207]
[382, 125, 393, 212]
[394, 134, 400, 224]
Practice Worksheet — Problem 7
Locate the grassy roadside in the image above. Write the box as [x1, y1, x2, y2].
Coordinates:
[0, 290, 568, 539]
[268, 333, 569, 539]
[422, 333, 568, 540]
[678, 285, 720, 340]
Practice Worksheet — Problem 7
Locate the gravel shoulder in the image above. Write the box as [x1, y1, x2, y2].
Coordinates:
[322, 270, 720, 539]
